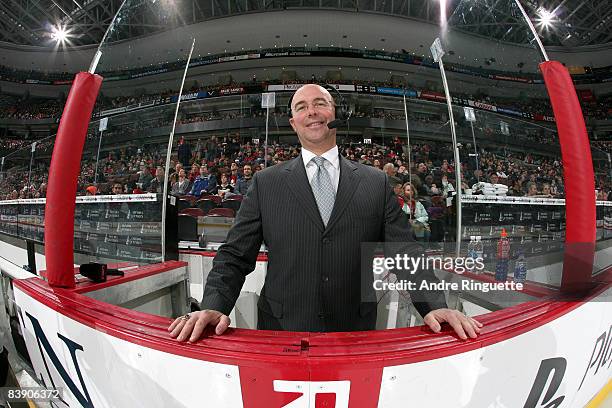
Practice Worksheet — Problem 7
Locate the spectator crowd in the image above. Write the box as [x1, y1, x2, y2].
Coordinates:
[1, 133, 609, 203]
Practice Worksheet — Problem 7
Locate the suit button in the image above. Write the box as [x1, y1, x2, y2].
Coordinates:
[322, 276, 329, 282]
[322, 238, 330, 244]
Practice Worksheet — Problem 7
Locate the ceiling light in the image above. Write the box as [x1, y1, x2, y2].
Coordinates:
[50, 24, 69, 43]
[439, 0, 447, 25]
[537, 8, 554, 28]
[55, 29, 67, 42]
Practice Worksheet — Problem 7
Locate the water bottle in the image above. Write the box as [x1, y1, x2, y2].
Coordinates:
[495, 228, 511, 282]
[514, 250, 527, 283]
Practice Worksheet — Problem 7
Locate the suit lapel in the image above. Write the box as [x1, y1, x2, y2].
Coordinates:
[325, 155, 360, 233]
[284, 155, 325, 231]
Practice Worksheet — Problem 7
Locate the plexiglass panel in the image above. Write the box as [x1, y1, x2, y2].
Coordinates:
[0, 0, 604, 317]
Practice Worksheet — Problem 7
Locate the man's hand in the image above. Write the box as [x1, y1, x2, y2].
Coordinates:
[168, 310, 231, 342]
[423, 308, 483, 340]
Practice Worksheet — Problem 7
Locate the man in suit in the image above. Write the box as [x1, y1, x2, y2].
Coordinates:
[169, 84, 482, 341]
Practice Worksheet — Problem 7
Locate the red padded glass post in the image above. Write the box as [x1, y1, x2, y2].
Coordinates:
[540, 61, 596, 292]
[45, 72, 103, 288]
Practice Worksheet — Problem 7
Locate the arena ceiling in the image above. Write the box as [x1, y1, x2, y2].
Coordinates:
[0, 0, 610, 49]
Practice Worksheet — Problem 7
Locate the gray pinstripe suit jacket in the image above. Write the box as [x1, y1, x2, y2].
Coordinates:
[200, 153, 447, 332]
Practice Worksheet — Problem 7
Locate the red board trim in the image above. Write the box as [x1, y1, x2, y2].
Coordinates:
[13, 269, 610, 368]
[72, 261, 188, 294]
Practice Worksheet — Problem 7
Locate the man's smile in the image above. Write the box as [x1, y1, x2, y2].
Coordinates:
[306, 121, 326, 128]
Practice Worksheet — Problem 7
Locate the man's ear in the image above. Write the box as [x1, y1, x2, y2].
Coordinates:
[289, 117, 297, 132]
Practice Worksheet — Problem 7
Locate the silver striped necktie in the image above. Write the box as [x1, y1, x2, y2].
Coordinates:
[310, 156, 336, 226]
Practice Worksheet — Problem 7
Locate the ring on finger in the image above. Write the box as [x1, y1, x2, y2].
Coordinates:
[181, 313, 190, 321]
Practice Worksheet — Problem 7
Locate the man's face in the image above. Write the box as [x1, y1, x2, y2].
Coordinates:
[200, 166, 208, 177]
[288, 85, 336, 149]
[231, 162, 238, 171]
[156, 168, 164, 178]
[418, 163, 427, 173]
[112, 184, 123, 194]
[490, 174, 499, 184]
[243, 165, 252, 177]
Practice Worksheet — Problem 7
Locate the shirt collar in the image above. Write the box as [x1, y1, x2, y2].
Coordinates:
[302, 145, 339, 170]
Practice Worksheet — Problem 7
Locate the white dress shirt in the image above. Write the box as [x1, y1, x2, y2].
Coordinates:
[302, 145, 340, 193]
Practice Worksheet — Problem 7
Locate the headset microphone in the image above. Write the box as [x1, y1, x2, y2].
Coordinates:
[287, 84, 352, 129]
[327, 119, 344, 129]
